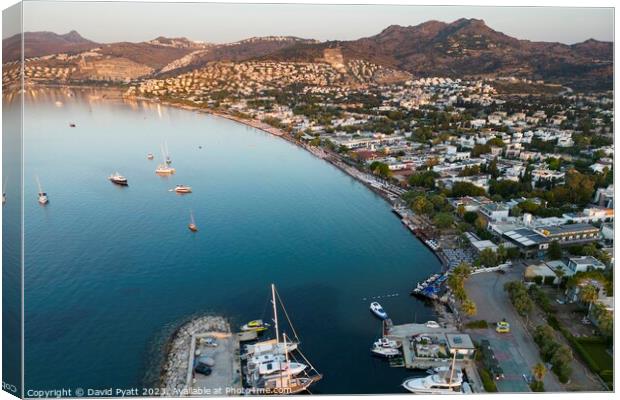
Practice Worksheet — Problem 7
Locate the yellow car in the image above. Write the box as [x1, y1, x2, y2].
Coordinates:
[496, 321, 510, 333]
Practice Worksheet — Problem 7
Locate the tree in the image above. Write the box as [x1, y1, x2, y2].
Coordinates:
[462, 298, 477, 317]
[497, 244, 507, 263]
[547, 240, 562, 260]
[409, 170, 438, 189]
[369, 162, 392, 179]
[532, 362, 547, 382]
[579, 284, 599, 310]
[554, 269, 565, 288]
[433, 212, 454, 230]
[451, 182, 486, 197]
[412, 195, 434, 215]
[478, 248, 498, 268]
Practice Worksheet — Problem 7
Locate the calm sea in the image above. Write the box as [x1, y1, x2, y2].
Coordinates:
[18, 87, 441, 394]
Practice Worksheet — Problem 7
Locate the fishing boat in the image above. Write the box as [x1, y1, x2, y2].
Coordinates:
[147, 153, 154, 160]
[36, 176, 48, 205]
[108, 172, 128, 186]
[246, 284, 322, 395]
[370, 302, 388, 320]
[188, 210, 198, 232]
[174, 185, 192, 194]
[241, 319, 270, 333]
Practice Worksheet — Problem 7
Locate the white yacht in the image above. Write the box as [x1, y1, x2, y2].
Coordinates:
[174, 185, 192, 194]
[371, 345, 401, 358]
[257, 361, 307, 376]
[370, 302, 388, 320]
[402, 370, 463, 394]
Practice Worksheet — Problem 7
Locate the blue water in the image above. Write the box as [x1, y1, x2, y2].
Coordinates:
[20, 88, 440, 394]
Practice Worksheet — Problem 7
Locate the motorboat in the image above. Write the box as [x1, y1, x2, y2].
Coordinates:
[108, 172, 128, 186]
[147, 153, 154, 160]
[370, 302, 388, 320]
[402, 370, 463, 394]
[69, 123, 76, 127]
[373, 337, 401, 349]
[175, 185, 192, 194]
[371, 344, 400, 358]
[241, 319, 270, 332]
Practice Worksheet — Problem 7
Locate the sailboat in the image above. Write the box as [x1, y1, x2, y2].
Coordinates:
[155, 144, 175, 175]
[188, 210, 198, 232]
[36, 176, 48, 205]
[164, 140, 172, 164]
[249, 284, 322, 395]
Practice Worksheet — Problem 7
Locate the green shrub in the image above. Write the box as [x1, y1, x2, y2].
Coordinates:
[480, 368, 498, 392]
[465, 320, 488, 329]
[530, 380, 545, 392]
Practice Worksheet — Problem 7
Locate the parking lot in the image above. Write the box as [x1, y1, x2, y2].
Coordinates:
[464, 263, 562, 392]
[190, 332, 241, 395]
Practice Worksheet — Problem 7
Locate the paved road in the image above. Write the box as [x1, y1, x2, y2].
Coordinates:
[464, 264, 562, 392]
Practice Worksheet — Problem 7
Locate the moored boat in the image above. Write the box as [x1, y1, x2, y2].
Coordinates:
[241, 319, 270, 332]
[370, 302, 388, 320]
[188, 210, 198, 232]
[108, 172, 128, 186]
[36, 176, 48, 205]
[401, 371, 463, 394]
[371, 345, 401, 358]
[174, 185, 192, 194]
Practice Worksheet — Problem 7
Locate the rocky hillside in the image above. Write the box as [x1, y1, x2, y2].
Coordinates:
[262, 19, 613, 90]
[3, 30, 99, 61]
[3, 20, 613, 90]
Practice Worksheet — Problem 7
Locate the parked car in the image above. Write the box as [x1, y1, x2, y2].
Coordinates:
[425, 321, 440, 328]
[194, 362, 213, 376]
[496, 320, 510, 333]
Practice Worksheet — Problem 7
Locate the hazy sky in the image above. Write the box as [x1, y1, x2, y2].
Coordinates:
[18, 1, 614, 44]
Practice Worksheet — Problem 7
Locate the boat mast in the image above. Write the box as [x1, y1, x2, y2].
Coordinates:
[271, 283, 280, 344]
[448, 348, 457, 385]
[36, 176, 43, 193]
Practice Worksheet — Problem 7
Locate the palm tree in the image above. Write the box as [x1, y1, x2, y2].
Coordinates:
[579, 284, 599, 311]
[555, 269, 565, 289]
[532, 362, 547, 382]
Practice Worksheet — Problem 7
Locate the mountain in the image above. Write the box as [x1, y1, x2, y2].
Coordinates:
[4, 21, 613, 90]
[3, 30, 99, 61]
[261, 19, 613, 90]
[156, 36, 319, 76]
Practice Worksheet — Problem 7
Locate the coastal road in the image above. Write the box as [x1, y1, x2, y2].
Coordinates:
[464, 263, 562, 392]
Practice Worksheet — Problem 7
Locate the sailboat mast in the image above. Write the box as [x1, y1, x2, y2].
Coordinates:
[36, 176, 43, 193]
[448, 348, 457, 385]
[271, 283, 280, 343]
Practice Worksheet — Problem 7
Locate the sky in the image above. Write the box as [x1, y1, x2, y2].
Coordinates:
[14, 1, 615, 44]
